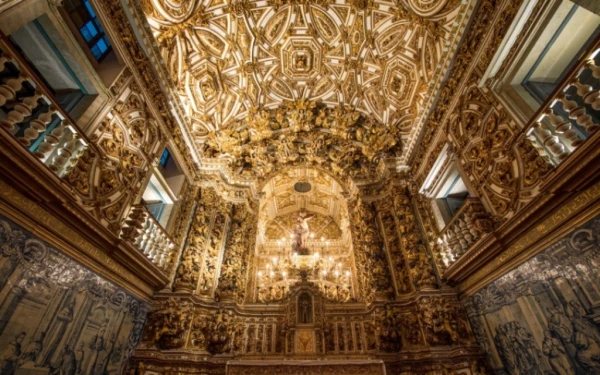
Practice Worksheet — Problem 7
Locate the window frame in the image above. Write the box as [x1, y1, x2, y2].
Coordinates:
[64, 0, 112, 61]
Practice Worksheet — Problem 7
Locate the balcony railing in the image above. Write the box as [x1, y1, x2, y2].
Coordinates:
[526, 34, 600, 165]
[0, 33, 88, 177]
[438, 198, 494, 269]
[0, 31, 175, 281]
[121, 204, 176, 273]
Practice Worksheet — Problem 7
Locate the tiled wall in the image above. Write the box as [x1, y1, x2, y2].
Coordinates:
[463, 216, 600, 375]
[0, 215, 149, 375]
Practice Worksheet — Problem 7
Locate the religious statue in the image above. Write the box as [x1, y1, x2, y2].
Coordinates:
[292, 214, 314, 254]
[298, 293, 313, 324]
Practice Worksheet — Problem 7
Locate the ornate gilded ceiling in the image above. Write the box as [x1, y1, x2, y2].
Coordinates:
[139, 0, 472, 188]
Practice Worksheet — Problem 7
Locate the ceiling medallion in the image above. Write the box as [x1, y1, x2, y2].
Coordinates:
[294, 181, 312, 193]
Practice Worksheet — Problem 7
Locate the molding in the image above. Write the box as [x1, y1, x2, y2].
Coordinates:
[460, 189, 600, 295]
[130, 344, 483, 368]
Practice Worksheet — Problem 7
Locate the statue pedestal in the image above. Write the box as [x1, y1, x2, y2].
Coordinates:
[174, 282, 195, 292]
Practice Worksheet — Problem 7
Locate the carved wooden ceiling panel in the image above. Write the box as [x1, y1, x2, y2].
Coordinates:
[141, 0, 467, 185]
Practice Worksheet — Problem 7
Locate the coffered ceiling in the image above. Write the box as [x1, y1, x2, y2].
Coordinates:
[139, 0, 473, 189]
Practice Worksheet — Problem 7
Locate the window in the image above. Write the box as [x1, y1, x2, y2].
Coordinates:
[489, 0, 600, 126]
[520, 4, 600, 104]
[142, 174, 175, 227]
[65, 0, 111, 61]
[9, 16, 100, 131]
[419, 144, 473, 230]
[434, 171, 470, 225]
[157, 147, 186, 197]
[139, 147, 186, 228]
[160, 148, 171, 168]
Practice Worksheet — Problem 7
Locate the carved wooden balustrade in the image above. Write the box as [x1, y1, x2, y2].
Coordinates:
[121, 204, 176, 273]
[0, 33, 88, 177]
[0, 30, 171, 296]
[438, 198, 494, 269]
[526, 34, 600, 165]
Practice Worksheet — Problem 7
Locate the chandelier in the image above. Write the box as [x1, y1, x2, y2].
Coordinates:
[257, 231, 352, 303]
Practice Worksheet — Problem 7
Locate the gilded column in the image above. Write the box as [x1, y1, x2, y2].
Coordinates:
[196, 197, 231, 298]
[167, 183, 199, 289]
[215, 204, 257, 304]
[392, 187, 438, 290]
[375, 199, 412, 296]
[349, 196, 394, 302]
[173, 188, 216, 292]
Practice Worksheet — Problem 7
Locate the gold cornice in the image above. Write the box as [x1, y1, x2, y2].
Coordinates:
[131, 345, 483, 366]
[403, 0, 477, 165]
[150, 286, 461, 314]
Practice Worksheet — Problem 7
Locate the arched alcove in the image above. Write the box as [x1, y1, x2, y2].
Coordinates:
[297, 292, 313, 324]
[252, 167, 358, 303]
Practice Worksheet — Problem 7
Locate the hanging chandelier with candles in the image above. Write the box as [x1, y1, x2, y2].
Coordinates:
[256, 227, 353, 303]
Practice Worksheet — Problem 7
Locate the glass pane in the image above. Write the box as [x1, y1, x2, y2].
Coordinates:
[91, 45, 101, 59]
[97, 39, 107, 53]
[80, 25, 91, 42]
[86, 21, 98, 38]
[160, 149, 170, 167]
[84, 0, 96, 18]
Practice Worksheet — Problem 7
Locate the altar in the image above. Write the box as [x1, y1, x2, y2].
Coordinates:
[226, 360, 386, 375]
